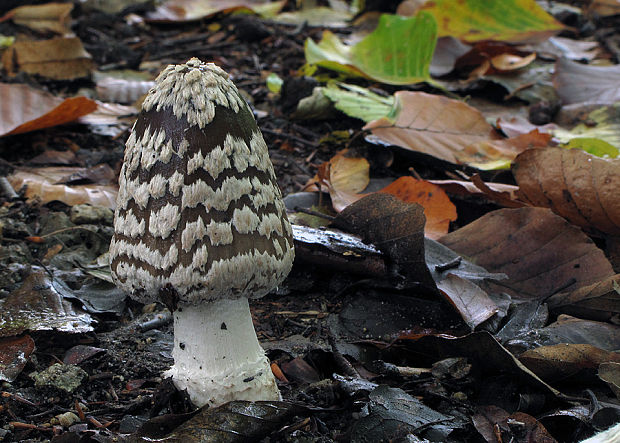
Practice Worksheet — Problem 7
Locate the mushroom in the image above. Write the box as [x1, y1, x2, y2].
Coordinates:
[109, 58, 295, 408]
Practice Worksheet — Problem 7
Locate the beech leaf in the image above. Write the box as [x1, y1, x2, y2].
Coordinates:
[305, 13, 437, 85]
[0, 83, 97, 136]
[418, 0, 565, 43]
[512, 147, 620, 235]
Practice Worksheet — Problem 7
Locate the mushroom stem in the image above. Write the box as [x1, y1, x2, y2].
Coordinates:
[164, 298, 280, 408]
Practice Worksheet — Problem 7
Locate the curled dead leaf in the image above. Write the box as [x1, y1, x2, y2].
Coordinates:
[0, 83, 97, 136]
[512, 147, 620, 235]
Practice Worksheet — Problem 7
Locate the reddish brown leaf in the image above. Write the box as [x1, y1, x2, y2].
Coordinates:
[0, 83, 97, 136]
[0, 335, 35, 382]
[512, 147, 620, 235]
[379, 176, 457, 239]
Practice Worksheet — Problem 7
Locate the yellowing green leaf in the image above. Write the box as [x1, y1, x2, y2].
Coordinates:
[563, 138, 619, 158]
[419, 0, 564, 43]
[266, 73, 283, 93]
[322, 83, 394, 122]
[305, 12, 437, 85]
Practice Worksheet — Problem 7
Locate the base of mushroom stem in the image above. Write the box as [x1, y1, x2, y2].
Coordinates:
[163, 297, 281, 408]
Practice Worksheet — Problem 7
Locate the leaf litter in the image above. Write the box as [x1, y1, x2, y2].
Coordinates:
[0, 1, 618, 442]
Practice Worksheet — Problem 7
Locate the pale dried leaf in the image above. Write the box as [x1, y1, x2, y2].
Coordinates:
[1, 37, 93, 80]
[9, 3, 73, 35]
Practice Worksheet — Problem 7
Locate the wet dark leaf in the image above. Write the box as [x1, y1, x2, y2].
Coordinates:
[63, 345, 106, 365]
[351, 385, 452, 442]
[138, 401, 312, 442]
[334, 193, 435, 291]
[0, 335, 35, 382]
[0, 270, 93, 337]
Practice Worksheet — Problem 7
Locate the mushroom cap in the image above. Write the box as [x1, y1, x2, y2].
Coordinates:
[109, 58, 294, 305]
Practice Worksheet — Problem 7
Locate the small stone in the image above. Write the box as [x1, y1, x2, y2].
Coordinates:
[57, 412, 80, 427]
[70, 204, 114, 225]
[32, 363, 88, 393]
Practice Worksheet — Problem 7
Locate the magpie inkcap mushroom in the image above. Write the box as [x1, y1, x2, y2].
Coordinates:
[109, 58, 295, 407]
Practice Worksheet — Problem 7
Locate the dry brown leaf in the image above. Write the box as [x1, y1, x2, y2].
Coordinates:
[7, 166, 117, 208]
[429, 178, 524, 208]
[2, 37, 93, 80]
[456, 42, 537, 77]
[439, 207, 615, 301]
[379, 176, 457, 239]
[520, 343, 620, 382]
[554, 57, 620, 104]
[512, 147, 620, 235]
[547, 275, 620, 321]
[0, 83, 97, 137]
[364, 91, 500, 165]
[7, 3, 73, 35]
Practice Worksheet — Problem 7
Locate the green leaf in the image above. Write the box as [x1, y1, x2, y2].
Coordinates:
[266, 72, 283, 93]
[419, 0, 564, 42]
[562, 138, 619, 158]
[305, 12, 437, 85]
[322, 83, 394, 122]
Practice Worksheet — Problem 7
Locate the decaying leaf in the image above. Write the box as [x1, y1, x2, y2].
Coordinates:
[0, 335, 35, 382]
[0, 83, 97, 137]
[414, 0, 564, 43]
[519, 343, 620, 382]
[554, 57, 620, 105]
[152, 401, 310, 442]
[379, 176, 457, 239]
[0, 270, 93, 337]
[351, 385, 452, 442]
[305, 13, 437, 85]
[429, 177, 525, 208]
[7, 165, 118, 208]
[473, 406, 558, 443]
[398, 331, 564, 399]
[439, 207, 616, 302]
[7, 2, 73, 35]
[547, 275, 620, 321]
[2, 37, 94, 80]
[512, 147, 620, 235]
